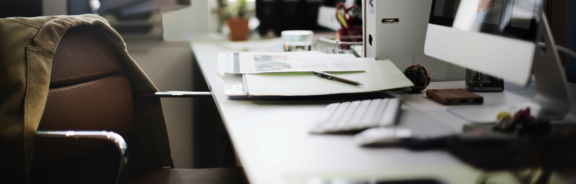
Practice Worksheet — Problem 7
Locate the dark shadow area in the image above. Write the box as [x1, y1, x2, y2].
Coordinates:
[191, 52, 236, 168]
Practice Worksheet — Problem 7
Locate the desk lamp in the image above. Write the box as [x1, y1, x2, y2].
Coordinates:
[424, 0, 572, 120]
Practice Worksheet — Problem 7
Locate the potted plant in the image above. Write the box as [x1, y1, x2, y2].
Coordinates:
[226, 0, 249, 41]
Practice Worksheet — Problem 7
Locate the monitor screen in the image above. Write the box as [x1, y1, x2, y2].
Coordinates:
[429, 0, 541, 41]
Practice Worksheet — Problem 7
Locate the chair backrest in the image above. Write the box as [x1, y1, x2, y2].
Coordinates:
[32, 26, 134, 167]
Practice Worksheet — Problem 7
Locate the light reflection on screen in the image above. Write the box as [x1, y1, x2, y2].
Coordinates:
[475, 0, 537, 29]
[431, 0, 541, 41]
[434, 0, 540, 30]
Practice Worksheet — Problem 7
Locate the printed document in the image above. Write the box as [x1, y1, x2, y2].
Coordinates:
[218, 52, 365, 74]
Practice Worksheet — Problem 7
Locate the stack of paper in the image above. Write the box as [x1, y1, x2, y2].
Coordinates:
[217, 52, 364, 74]
[218, 52, 414, 97]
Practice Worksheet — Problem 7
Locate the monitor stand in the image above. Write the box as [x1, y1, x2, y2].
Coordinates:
[447, 9, 572, 123]
[531, 9, 572, 119]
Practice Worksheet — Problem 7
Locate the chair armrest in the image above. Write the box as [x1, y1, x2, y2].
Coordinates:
[36, 130, 128, 184]
[140, 91, 212, 97]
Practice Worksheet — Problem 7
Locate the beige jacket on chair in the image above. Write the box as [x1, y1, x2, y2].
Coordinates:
[0, 14, 173, 183]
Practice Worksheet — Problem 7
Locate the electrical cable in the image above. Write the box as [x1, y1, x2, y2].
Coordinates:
[556, 45, 576, 59]
[537, 42, 576, 59]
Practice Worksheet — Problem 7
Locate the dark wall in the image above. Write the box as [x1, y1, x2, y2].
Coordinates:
[68, 0, 92, 15]
[549, 0, 566, 66]
[0, 0, 43, 18]
[567, 0, 576, 83]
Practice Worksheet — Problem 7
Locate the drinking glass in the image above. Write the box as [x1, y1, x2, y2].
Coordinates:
[281, 30, 314, 52]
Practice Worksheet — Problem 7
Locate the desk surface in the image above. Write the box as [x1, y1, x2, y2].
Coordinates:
[191, 39, 576, 184]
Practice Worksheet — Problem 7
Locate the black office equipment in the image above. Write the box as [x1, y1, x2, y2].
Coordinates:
[466, 69, 504, 92]
[256, 0, 326, 36]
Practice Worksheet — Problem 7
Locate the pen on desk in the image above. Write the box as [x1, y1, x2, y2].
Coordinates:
[313, 71, 363, 86]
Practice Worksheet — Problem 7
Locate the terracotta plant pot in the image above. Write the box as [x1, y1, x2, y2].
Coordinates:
[227, 18, 249, 41]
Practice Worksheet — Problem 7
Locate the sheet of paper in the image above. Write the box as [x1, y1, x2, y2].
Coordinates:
[244, 59, 414, 96]
[216, 51, 327, 78]
[218, 52, 364, 74]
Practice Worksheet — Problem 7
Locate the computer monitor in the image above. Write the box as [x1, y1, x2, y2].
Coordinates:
[424, 0, 572, 119]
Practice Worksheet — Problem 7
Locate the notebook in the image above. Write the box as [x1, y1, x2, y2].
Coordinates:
[242, 59, 413, 96]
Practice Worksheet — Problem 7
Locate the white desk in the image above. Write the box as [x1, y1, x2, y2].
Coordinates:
[191, 39, 576, 184]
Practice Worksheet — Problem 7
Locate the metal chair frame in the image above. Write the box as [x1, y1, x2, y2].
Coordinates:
[35, 91, 211, 184]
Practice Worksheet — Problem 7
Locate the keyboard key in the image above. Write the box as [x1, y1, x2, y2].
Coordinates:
[379, 98, 401, 126]
[358, 99, 382, 127]
[315, 103, 339, 127]
[336, 100, 361, 130]
[370, 99, 389, 126]
[322, 102, 350, 132]
[347, 100, 371, 129]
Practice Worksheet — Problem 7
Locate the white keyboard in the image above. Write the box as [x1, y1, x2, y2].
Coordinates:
[310, 98, 402, 133]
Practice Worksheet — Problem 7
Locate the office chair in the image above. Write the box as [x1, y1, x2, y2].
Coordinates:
[10, 19, 248, 184]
